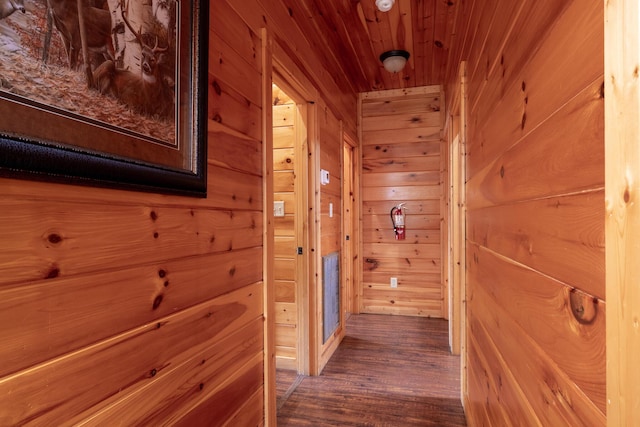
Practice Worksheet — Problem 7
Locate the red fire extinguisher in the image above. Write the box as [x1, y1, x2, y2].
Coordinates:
[390, 203, 407, 240]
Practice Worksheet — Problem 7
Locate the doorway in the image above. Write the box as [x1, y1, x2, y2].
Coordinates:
[271, 80, 311, 376]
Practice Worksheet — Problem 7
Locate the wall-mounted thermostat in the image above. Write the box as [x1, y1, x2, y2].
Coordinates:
[320, 169, 330, 185]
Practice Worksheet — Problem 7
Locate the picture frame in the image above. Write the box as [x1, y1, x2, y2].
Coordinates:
[0, 0, 208, 197]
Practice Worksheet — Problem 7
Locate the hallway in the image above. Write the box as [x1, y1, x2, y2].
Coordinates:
[276, 314, 467, 426]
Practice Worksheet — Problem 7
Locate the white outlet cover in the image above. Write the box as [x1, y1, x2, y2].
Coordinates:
[329, 203, 333, 218]
[390, 277, 398, 288]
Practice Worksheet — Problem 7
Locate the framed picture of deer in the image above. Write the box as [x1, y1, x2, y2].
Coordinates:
[0, 0, 208, 196]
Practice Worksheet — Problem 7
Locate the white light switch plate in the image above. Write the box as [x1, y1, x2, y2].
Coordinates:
[274, 201, 285, 217]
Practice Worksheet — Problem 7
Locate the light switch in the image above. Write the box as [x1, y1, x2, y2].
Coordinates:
[274, 200, 285, 217]
[329, 202, 333, 218]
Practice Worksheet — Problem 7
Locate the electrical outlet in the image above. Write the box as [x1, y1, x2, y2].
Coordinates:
[390, 277, 398, 288]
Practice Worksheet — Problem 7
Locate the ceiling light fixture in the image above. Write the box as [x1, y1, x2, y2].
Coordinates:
[375, 0, 395, 12]
[379, 50, 410, 73]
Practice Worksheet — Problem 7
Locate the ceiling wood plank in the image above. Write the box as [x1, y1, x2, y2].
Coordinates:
[397, 0, 416, 88]
[259, 0, 459, 94]
[359, 0, 396, 89]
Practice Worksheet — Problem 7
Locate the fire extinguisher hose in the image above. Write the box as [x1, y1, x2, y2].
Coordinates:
[390, 206, 398, 232]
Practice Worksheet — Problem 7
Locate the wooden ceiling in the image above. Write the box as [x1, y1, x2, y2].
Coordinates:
[288, 0, 461, 93]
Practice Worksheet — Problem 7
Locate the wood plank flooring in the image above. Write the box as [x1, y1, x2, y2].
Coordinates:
[276, 314, 467, 426]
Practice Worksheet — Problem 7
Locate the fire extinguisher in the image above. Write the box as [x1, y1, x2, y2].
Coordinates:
[390, 203, 407, 240]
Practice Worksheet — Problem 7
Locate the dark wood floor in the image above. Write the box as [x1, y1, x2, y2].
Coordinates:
[276, 314, 467, 426]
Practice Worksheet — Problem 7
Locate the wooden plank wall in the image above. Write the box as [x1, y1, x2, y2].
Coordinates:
[0, 0, 357, 424]
[360, 86, 444, 318]
[444, 0, 605, 425]
[273, 88, 298, 370]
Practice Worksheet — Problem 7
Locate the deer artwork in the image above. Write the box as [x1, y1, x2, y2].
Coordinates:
[47, 0, 113, 69]
[92, 5, 174, 119]
[0, 0, 24, 20]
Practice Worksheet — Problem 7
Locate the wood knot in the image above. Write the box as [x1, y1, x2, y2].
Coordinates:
[152, 294, 164, 310]
[47, 233, 63, 245]
[45, 266, 60, 279]
[365, 258, 379, 270]
[212, 80, 222, 96]
[150, 211, 158, 221]
[569, 289, 598, 325]
[434, 40, 443, 48]
[500, 165, 505, 178]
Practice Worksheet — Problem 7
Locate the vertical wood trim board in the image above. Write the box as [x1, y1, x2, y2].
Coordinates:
[262, 28, 276, 427]
[604, 0, 640, 425]
[360, 85, 445, 318]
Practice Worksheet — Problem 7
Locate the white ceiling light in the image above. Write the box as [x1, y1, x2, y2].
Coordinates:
[375, 0, 395, 12]
[380, 50, 410, 73]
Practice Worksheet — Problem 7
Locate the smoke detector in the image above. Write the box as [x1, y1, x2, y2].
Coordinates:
[375, 0, 395, 12]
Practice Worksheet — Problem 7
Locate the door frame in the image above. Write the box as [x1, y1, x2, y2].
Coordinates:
[342, 133, 360, 316]
[443, 61, 468, 403]
[262, 30, 320, 425]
